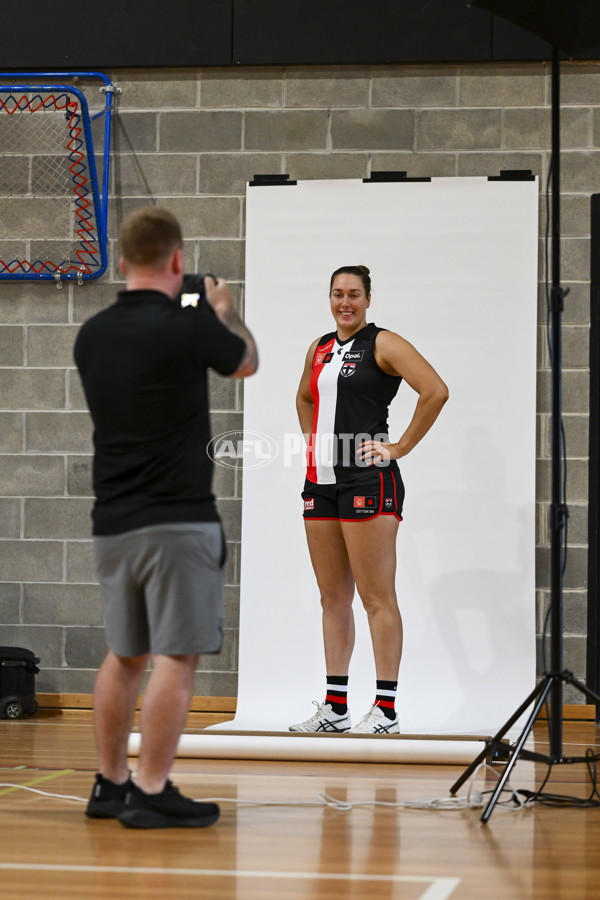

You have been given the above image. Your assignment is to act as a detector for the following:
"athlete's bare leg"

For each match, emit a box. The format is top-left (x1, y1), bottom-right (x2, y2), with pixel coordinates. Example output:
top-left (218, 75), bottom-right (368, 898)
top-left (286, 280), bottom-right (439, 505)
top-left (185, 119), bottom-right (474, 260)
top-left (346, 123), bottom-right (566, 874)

top-left (341, 516), bottom-right (402, 682)
top-left (304, 519), bottom-right (356, 675)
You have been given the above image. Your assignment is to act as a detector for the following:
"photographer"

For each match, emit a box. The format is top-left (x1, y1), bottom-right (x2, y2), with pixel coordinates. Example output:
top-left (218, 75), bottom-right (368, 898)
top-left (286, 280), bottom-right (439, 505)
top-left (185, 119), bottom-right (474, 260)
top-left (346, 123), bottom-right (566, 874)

top-left (74, 206), bottom-right (258, 829)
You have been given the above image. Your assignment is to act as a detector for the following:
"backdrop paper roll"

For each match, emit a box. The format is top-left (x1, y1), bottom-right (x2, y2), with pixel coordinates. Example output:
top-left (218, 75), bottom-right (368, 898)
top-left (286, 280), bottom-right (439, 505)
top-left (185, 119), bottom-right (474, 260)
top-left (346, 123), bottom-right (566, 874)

top-left (215, 176), bottom-right (538, 738)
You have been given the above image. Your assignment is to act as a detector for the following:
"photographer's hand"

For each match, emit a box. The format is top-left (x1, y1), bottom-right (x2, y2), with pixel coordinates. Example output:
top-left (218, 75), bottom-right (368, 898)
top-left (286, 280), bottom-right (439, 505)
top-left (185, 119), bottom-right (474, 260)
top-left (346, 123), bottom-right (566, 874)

top-left (205, 277), bottom-right (259, 378)
top-left (204, 276), bottom-right (232, 316)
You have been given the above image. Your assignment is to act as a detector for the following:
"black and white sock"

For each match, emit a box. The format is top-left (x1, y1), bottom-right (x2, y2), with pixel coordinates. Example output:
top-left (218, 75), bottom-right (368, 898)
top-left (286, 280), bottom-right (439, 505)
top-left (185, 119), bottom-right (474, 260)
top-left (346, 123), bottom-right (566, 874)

top-left (325, 676), bottom-right (349, 715)
top-left (374, 680), bottom-right (397, 720)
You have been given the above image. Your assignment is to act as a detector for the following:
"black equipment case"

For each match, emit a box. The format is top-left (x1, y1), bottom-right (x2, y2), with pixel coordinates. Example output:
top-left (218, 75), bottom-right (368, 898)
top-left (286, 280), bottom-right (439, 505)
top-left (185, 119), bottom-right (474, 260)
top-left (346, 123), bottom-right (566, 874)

top-left (0, 647), bottom-right (40, 719)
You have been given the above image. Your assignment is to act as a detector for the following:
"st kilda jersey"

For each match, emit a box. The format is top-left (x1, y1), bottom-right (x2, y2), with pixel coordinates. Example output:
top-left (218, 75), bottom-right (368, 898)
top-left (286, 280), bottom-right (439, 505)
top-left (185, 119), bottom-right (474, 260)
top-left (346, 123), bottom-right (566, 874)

top-left (306, 323), bottom-right (402, 484)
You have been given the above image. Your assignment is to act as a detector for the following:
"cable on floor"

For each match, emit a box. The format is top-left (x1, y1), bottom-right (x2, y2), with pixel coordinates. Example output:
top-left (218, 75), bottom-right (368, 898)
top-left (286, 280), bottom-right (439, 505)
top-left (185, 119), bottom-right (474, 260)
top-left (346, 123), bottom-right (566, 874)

top-left (2, 751), bottom-right (598, 812)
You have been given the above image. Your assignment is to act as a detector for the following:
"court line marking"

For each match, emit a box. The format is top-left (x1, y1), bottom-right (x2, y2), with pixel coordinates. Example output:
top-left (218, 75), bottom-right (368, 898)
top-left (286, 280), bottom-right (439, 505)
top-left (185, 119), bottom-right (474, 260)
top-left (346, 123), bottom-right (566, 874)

top-left (0, 864), bottom-right (459, 897)
top-left (0, 770), bottom-right (73, 796)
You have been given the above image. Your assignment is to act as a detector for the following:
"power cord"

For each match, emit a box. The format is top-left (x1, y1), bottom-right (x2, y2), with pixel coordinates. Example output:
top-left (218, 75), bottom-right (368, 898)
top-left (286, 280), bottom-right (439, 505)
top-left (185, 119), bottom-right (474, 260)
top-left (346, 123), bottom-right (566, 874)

top-left (513, 748), bottom-right (600, 809)
top-left (0, 782), bottom-right (485, 812)
top-left (2, 750), bottom-right (599, 813)
top-left (0, 784), bottom-right (86, 803)
top-left (0, 764), bottom-right (509, 814)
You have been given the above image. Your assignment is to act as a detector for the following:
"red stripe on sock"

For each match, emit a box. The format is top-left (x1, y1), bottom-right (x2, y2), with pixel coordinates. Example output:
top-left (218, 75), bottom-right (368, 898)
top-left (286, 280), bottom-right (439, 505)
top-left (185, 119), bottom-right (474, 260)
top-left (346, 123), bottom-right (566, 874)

top-left (326, 693), bottom-right (347, 705)
top-left (375, 699), bottom-right (395, 709)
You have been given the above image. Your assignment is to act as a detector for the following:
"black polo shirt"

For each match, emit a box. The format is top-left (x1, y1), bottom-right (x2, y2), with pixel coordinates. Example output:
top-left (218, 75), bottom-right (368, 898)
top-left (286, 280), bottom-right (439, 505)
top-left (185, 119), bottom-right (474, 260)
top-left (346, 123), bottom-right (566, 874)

top-left (74, 289), bottom-right (246, 535)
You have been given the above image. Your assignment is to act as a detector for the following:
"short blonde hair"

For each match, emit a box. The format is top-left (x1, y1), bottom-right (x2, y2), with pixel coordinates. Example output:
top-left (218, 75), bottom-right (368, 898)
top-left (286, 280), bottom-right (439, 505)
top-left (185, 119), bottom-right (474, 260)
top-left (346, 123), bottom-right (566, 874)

top-left (119, 207), bottom-right (183, 267)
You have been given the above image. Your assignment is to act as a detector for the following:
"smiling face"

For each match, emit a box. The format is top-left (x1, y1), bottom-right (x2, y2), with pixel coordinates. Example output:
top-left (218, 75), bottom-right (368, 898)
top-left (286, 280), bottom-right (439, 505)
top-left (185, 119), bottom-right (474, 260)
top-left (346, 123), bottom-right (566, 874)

top-left (329, 273), bottom-right (371, 338)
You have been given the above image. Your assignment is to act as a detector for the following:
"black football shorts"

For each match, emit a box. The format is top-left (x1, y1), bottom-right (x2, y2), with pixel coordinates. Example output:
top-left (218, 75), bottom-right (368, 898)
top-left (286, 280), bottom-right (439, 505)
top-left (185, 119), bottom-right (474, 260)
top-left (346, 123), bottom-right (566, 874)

top-left (302, 463), bottom-right (404, 522)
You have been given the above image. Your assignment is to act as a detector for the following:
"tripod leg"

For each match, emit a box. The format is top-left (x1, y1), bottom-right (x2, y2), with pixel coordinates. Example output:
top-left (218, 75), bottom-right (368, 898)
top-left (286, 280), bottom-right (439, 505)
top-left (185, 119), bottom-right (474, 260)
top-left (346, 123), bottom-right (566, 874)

top-left (565, 673), bottom-right (600, 707)
top-left (481, 675), bottom-right (554, 824)
top-left (450, 677), bottom-right (548, 795)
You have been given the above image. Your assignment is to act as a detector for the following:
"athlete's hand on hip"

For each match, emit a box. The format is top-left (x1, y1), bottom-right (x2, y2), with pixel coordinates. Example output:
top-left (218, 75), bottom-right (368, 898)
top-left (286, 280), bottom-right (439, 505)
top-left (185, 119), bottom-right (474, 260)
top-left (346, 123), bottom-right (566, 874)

top-left (357, 440), bottom-right (398, 465)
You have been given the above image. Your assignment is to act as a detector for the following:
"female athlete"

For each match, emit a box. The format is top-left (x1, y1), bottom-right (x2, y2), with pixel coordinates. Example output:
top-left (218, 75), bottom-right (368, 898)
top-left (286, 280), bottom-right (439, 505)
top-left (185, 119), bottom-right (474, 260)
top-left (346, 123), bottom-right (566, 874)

top-left (289, 265), bottom-right (448, 734)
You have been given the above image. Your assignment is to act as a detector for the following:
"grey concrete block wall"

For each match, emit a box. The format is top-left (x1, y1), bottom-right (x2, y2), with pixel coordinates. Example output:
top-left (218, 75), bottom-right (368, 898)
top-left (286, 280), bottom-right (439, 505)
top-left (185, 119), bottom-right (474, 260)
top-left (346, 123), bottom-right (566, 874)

top-left (0, 61), bottom-right (595, 701)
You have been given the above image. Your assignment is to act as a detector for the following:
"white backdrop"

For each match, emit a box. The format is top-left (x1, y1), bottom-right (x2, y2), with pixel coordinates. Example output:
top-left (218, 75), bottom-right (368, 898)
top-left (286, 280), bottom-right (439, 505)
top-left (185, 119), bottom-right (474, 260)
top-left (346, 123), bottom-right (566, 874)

top-left (221, 176), bottom-right (539, 735)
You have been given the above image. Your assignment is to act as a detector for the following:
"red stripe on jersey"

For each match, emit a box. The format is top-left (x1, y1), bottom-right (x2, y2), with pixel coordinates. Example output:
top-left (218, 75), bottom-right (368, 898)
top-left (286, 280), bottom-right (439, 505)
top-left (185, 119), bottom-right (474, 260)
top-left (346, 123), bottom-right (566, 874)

top-left (306, 337), bottom-right (335, 483)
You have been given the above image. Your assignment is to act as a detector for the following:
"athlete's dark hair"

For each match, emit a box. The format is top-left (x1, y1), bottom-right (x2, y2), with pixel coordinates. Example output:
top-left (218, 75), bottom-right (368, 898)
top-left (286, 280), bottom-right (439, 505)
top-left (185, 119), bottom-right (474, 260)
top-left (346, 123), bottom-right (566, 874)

top-left (119, 206), bottom-right (183, 268)
top-left (329, 265), bottom-right (371, 296)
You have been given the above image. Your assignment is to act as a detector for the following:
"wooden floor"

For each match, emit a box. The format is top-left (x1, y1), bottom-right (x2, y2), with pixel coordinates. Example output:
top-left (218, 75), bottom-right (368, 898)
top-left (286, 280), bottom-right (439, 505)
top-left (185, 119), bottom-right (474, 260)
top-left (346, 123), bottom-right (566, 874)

top-left (0, 710), bottom-right (599, 899)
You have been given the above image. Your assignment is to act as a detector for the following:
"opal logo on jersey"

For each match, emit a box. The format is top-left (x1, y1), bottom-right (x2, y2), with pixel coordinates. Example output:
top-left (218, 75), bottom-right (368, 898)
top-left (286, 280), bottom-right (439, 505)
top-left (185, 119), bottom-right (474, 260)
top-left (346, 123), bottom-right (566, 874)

top-left (207, 430), bottom-right (279, 470)
top-left (343, 350), bottom-right (364, 362)
top-left (341, 362), bottom-right (356, 378)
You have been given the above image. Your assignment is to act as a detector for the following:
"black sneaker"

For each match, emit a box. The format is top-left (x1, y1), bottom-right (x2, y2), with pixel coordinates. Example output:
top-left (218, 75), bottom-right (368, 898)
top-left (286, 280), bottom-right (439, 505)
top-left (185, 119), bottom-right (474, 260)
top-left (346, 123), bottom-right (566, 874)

top-left (118, 781), bottom-right (220, 829)
top-left (86, 773), bottom-right (134, 819)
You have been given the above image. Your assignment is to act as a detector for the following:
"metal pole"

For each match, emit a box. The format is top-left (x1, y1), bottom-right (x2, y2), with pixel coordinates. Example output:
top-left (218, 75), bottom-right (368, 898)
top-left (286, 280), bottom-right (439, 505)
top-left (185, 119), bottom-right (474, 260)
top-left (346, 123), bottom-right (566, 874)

top-left (549, 46), bottom-right (564, 761)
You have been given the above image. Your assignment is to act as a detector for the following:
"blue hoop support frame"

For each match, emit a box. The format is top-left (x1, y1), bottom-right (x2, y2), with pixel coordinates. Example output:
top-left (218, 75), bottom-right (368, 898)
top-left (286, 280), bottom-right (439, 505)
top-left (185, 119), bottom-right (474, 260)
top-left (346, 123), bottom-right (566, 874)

top-left (0, 71), bottom-right (116, 282)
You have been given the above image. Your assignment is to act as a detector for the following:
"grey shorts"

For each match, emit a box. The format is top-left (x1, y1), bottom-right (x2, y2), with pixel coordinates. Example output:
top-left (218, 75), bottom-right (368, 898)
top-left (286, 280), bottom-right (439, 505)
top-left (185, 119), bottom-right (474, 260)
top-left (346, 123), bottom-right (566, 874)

top-left (93, 522), bottom-right (226, 657)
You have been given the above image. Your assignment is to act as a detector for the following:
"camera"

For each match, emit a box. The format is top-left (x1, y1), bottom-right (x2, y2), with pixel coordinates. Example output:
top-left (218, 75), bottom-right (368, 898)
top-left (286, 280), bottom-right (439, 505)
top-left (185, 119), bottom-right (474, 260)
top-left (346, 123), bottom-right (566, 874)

top-left (179, 273), bottom-right (216, 308)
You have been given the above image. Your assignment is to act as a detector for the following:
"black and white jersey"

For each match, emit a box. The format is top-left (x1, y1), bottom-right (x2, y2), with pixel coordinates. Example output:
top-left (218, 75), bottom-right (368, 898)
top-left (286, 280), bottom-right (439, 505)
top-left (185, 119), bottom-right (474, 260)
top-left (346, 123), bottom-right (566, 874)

top-left (306, 323), bottom-right (402, 484)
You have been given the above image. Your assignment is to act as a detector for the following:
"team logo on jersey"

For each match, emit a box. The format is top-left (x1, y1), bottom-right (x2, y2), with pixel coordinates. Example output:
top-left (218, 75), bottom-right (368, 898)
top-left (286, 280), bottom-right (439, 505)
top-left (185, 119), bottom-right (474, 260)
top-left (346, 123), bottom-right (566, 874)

top-left (341, 362), bottom-right (356, 377)
top-left (304, 498), bottom-right (315, 511)
top-left (354, 496), bottom-right (376, 508)
top-left (315, 351), bottom-right (334, 366)
top-left (343, 350), bottom-right (364, 362)
top-left (385, 498), bottom-right (393, 510)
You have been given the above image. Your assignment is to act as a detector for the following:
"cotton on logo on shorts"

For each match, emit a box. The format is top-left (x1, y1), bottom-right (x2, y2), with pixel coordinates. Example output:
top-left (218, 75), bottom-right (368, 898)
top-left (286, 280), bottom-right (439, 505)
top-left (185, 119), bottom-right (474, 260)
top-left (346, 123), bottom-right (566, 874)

top-left (354, 496), bottom-right (376, 509)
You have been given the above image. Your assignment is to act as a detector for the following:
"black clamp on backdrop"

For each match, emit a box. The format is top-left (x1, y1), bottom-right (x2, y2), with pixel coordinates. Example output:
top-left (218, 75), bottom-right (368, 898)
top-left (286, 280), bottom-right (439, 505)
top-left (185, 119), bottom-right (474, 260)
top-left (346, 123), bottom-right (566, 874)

top-left (488, 169), bottom-right (535, 181)
top-left (249, 173), bottom-right (297, 186)
top-left (363, 170), bottom-right (431, 183)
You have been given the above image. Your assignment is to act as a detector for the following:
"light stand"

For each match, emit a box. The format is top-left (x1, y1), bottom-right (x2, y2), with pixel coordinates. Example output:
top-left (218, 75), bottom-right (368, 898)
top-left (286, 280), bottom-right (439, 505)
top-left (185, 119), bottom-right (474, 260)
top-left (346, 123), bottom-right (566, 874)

top-left (450, 47), bottom-right (600, 824)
